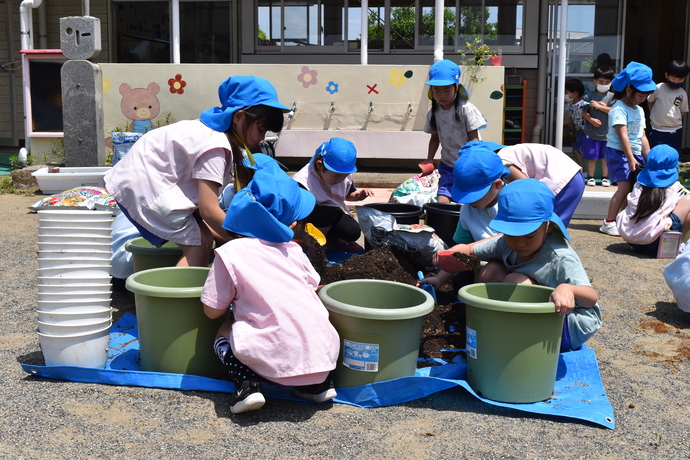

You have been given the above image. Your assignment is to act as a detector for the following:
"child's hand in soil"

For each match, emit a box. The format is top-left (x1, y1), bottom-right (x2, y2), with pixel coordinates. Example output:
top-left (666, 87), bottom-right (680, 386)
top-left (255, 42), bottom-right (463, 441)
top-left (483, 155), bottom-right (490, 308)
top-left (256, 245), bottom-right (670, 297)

top-left (433, 249), bottom-right (480, 273)
top-left (347, 188), bottom-right (374, 201)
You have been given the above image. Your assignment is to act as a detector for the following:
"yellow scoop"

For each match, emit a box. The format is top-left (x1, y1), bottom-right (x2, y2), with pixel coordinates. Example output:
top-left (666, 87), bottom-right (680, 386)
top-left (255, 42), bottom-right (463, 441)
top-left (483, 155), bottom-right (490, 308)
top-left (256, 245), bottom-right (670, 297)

top-left (305, 223), bottom-right (327, 246)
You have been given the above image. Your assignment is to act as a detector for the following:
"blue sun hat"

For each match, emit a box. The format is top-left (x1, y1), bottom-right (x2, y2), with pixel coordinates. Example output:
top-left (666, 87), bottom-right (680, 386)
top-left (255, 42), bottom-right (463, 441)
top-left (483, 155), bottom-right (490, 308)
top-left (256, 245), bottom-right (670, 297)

top-left (452, 143), bottom-right (509, 203)
top-left (310, 137), bottom-right (358, 174)
top-left (425, 60), bottom-right (470, 101)
top-left (490, 179), bottom-right (570, 241)
top-left (637, 144), bottom-right (679, 188)
top-left (223, 164), bottom-right (316, 243)
top-left (461, 140), bottom-right (507, 154)
top-left (611, 62), bottom-right (657, 93)
top-left (200, 76), bottom-right (290, 132)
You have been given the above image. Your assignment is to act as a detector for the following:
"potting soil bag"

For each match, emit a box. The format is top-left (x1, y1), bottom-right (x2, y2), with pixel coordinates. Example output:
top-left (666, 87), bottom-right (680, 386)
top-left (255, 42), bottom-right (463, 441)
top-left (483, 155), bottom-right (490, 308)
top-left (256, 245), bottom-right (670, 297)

top-left (390, 170), bottom-right (441, 207)
top-left (112, 132), bottom-right (143, 166)
top-left (30, 186), bottom-right (118, 211)
top-left (356, 205), bottom-right (446, 267)
top-left (663, 243), bottom-right (690, 312)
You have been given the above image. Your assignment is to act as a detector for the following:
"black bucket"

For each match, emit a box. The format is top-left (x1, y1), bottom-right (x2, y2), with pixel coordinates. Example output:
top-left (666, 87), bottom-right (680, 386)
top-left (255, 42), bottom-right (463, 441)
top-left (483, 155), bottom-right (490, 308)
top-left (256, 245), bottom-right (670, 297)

top-left (362, 203), bottom-right (424, 225)
top-left (423, 203), bottom-right (461, 247)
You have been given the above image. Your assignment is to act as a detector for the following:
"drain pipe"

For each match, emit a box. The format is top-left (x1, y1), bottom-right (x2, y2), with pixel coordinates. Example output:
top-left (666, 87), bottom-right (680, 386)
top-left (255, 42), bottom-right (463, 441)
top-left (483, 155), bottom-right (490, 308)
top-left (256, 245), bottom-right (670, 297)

top-left (171, 0), bottom-right (180, 63)
top-left (554, 0), bottom-right (568, 151)
top-left (38, 1), bottom-right (46, 48)
top-left (19, 0), bottom-right (43, 50)
top-left (5, 0), bottom-right (19, 145)
top-left (360, 0), bottom-right (368, 65)
top-left (433, 0), bottom-right (443, 62)
top-left (531, 0), bottom-right (550, 143)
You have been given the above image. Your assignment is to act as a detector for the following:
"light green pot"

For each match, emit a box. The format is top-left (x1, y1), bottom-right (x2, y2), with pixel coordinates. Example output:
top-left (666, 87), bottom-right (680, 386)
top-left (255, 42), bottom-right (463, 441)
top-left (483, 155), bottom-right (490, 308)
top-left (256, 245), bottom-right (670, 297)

top-left (126, 266), bottom-right (228, 377)
top-left (125, 237), bottom-right (183, 273)
top-left (458, 283), bottom-right (564, 403)
top-left (319, 279), bottom-right (434, 388)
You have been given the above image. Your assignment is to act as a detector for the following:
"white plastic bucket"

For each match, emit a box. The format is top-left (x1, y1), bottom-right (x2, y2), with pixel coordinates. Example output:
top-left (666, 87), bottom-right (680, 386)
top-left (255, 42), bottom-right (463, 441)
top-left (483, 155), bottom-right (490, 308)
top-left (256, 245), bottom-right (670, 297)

top-left (37, 227), bottom-right (113, 238)
top-left (36, 283), bottom-right (112, 294)
top-left (38, 324), bottom-right (111, 368)
top-left (37, 299), bottom-right (112, 312)
top-left (37, 291), bottom-right (112, 302)
top-left (37, 318), bottom-right (112, 335)
top-left (38, 242), bottom-right (112, 253)
top-left (37, 250), bottom-right (112, 261)
top-left (38, 218), bottom-right (113, 229)
top-left (37, 210), bottom-right (113, 219)
top-left (37, 258), bottom-right (112, 270)
top-left (37, 234), bottom-right (112, 244)
top-left (37, 266), bottom-right (112, 280)
top-left (37, 276), bottom-right (112, 287)
top-left (37, 309), bottom-right (113, 325)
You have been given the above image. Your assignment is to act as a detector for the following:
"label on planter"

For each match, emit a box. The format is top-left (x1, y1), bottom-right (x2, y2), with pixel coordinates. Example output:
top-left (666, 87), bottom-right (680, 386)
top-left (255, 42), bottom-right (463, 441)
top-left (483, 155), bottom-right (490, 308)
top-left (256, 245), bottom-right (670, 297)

top-left (342, 339), bottom-right (379, 372)
top-left (466, 326), bottom-right (477, 359)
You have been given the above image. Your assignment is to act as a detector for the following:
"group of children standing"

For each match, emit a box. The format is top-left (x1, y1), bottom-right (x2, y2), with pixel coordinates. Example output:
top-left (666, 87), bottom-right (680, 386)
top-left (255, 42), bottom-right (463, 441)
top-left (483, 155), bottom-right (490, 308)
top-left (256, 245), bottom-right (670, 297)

top-left (104, 57), bottom-right (688, 414)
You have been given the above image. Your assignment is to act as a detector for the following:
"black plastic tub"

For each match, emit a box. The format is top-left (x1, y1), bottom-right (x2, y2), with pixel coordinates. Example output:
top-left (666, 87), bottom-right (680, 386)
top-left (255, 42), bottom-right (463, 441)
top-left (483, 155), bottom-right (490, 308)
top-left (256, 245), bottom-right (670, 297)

top-left (423, 202), bottom-right (461, 247)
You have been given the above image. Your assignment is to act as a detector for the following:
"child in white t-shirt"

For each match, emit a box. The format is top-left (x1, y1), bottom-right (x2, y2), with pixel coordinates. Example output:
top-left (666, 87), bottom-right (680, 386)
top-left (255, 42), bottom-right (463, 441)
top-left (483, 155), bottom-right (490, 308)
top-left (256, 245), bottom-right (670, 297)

top-left (202, 163), bottom-right (340, 414)
top-left (648, 60), bottom-right (689, 154)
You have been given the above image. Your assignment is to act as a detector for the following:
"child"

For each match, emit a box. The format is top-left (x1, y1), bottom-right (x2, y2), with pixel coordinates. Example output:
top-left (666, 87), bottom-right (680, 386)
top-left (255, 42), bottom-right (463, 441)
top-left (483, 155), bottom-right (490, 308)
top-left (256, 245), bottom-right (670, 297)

top-left (565, 78), bottom-right (586, 171)
top-left (201, 164), bottom-right (340, 414)
top-left (647, 60), bottom-right (689, 154)
top-left (292, 137), bottom-right (373, 253)
top-left (616, 144), bottom-right (690, 254)
top-left (420, 59), bottom-right (486, 203)
top-left (419, 142), bottom-right (509, 290)
top-left (438, 179), bottom-right (602, 351)
top-left (601, 61), bottom-right (657, 236)
top-left (105, 76), bottom-right (288, 266)
top-left (483, 141), bottom-right (585, 227)
top-left (581, 66), bottom-right (615, 187)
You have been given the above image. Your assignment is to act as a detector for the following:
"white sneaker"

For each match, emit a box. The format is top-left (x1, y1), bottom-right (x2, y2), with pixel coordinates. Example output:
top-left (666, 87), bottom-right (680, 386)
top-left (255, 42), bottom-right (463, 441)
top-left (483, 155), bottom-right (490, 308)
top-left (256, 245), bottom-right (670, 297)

top-left (587, 177), bottom-right (596, 187)
top-left (601, 177), bottom-right (611, 187)
top-left (599, 220), bottom-right (619, 236)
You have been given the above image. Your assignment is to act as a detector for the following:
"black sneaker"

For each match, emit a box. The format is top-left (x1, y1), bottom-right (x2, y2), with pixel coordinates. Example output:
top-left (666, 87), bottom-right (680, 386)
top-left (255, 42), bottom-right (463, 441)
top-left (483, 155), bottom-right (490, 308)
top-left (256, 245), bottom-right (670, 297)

top-left (230, 380), bottom-right (265, 414)
top-left (293, 377), bottom-right (337, 403)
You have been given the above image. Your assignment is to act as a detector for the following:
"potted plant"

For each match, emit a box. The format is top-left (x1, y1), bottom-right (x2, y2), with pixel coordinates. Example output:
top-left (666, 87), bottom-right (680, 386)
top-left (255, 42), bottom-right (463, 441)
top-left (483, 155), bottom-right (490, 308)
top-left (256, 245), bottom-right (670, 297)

top-left (458, 37), bottom-right (499, 83)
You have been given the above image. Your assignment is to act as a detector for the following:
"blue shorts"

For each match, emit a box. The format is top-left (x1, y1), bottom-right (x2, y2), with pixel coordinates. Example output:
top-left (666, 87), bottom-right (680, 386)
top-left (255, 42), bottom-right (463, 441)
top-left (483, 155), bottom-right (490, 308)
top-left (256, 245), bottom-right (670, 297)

top-left (605, 147), bottom-right (644, 183)
top-left (117, 202), bottom-right (168, 247)
top-left (581, 136), bottom-right (607, 161)
top-left (629, 213), bottom-right (683, 254)
top-left (649, 129), bottom-right (683, 154)
top-left (572, 131), bottom-right (586, 152)
top-left (437, 161), bottom-right (454, 199)
top-left (554, 172), bottom-right (585, 228)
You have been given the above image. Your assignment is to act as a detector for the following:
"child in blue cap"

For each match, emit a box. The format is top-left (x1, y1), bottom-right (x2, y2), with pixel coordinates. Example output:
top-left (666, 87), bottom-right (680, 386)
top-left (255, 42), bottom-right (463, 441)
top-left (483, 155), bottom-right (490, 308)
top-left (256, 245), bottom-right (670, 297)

top-left (106, 76), bottom-right (288, 267)
top-left (601, 61), bottom-right (657, 236)
top-left (616, 144), bottom-right (690, 254)
top-left (419, 142), bottom-right (508, 289)
top-left (202, 163), bottom-right (339, 414)
top-left (438, 179), bottom-right (602, 351)
top-left (293, 137), bottom-right (373, 253)
top-left (420, 59), bottom-right (486, 203)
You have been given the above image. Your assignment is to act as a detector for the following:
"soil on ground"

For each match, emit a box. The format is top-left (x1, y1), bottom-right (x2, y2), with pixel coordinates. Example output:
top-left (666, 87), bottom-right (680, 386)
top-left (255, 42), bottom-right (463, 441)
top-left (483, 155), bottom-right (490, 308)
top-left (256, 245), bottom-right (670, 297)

top-left (316, 245), bottom-right (466, 360)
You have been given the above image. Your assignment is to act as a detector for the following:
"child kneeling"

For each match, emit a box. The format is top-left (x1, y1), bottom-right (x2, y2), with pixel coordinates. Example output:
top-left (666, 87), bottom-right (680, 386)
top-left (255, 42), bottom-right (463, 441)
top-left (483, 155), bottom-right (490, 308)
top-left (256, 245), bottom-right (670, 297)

top-left (439, 179), bottom-right (602, 351)
top-left (201, 163), bottom-right (339, 414)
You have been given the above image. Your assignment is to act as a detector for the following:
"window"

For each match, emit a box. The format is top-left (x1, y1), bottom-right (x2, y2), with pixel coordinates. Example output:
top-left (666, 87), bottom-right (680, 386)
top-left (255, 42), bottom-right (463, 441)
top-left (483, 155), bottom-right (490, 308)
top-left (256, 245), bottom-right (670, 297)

top-left (255, 0), bottom-right (525, 54)
top-left (113, 0), bottom-right (233, 63)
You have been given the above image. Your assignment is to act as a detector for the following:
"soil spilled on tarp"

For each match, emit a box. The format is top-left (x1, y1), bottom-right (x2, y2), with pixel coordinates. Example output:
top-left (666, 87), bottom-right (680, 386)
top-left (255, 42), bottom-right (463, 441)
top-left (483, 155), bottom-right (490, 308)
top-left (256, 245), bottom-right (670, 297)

top-left (316, 245), bottom-right (466, 360)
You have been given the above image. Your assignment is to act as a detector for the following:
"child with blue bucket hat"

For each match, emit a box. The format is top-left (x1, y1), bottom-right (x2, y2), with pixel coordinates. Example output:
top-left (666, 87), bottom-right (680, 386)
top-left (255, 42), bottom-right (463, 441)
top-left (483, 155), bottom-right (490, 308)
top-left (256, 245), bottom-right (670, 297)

top-left (419, 59), bottom-right (486, 203)
top-left (293, 137), bottom-right (373, 253)
top-left (419, 142), bottom-right (509, 290)
top-left (616, 144), bottom-right (690, 254)
top-left (202, 163), bottom-right (339, 414)
top-left (600, 61), bottom-right (657, 236)
top-left (106, 75), bottom-right (289, 267)
top-left (435, 179), bottom-right (602, 351)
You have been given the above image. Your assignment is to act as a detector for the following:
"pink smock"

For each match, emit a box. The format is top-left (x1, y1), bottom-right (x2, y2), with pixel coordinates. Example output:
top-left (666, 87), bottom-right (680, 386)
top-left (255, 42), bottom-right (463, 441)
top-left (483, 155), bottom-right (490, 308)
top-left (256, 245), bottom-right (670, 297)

top-left (292, 162), bottom-right (354, 216)
top-left (104, 119), bottom-right (233, 246)
top-left (201, 237), bottom-right (340, 386)
top-left (616, 181), bottom-right (685, 245)
top-left (499, 143), bottom-right (581, 196)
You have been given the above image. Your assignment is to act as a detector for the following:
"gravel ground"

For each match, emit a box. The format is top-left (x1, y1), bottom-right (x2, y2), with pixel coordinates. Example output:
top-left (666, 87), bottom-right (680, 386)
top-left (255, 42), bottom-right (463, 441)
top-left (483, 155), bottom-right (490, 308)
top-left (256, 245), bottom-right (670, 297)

top-left (1, 192), bottom-right (689, 459)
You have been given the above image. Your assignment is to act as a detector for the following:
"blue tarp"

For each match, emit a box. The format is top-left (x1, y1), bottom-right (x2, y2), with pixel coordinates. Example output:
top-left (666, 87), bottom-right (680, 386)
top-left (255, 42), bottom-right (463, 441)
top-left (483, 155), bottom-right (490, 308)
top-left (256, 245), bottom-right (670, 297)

top-left (22, 313), bottom-right (615, 429)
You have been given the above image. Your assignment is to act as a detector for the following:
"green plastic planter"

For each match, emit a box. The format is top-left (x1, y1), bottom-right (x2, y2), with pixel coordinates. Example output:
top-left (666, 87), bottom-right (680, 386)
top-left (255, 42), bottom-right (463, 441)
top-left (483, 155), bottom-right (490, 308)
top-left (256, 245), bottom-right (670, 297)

top-left (125, 237), bottom-right (183, 273)
top-left (319, 279), bottom-right (434, 387)
top-left (457, 283), bottom-right (564, 403)
top-left (125, 266), bottom-right (228, 377)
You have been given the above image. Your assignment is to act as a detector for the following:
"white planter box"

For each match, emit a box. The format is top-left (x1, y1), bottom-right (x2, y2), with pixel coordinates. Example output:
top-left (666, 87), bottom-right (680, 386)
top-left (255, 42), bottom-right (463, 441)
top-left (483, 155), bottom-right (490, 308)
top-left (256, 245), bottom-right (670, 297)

top-left (32, 167), bottom-right (111, 194)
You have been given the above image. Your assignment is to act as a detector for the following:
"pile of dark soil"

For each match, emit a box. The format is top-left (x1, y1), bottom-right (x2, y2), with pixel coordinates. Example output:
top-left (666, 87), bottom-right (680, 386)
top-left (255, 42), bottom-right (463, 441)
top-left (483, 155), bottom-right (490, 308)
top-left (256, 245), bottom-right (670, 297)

top-left (316, 246), bottom-right (466, 360)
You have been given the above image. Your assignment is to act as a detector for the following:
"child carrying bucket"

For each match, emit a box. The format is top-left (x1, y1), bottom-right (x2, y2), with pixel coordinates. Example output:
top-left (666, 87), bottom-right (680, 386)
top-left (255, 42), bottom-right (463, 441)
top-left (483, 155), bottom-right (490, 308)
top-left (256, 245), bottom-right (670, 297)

top-left (434, 179), bottom-right (602, 351)
top-left (105, 76), bottom-right (289, 267)
top-left (201, 162), bottom-right (339, 414)
top-left (292, 137), bottom-right (373, 253)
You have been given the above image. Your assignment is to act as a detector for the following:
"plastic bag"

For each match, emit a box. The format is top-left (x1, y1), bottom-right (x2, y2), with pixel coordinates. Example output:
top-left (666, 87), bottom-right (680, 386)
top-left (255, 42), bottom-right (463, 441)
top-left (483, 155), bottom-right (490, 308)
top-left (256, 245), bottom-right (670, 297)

top-left (112, 132), bottom-right (143, 166)
top-left (389, 170), bottom-right (440, 207)
top-left (356, 205), bottom-right (446, 267)
top-left (663, 243), bottom-right (690, 312)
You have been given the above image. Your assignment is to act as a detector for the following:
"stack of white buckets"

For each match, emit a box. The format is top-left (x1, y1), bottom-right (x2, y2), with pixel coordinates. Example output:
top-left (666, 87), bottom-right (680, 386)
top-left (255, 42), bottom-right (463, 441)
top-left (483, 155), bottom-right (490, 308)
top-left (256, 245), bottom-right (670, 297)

top-left (36, 209), bottom-right (114, 368)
